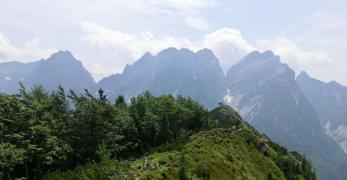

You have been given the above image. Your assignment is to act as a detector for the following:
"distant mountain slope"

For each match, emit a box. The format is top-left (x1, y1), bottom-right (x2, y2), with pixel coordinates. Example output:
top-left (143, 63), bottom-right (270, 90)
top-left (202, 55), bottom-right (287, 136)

top-left (297, 71), bottom-right (347, 153)
top-left (225, 51), bottom-right (347, 180)
top-left (99, 48), bottom-right (226, 108)
top-left (0, 51), bottom-right (96, 93)
top-left (0, 61), bottom-right (41, 92)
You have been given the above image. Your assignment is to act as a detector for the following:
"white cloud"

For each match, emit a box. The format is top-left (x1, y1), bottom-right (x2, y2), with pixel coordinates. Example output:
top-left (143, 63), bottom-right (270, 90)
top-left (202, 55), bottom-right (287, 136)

top-left (81, 23), bottom-right (260, 79)
top-left (268, 1), bottom-right (347, 84)
top-left (0, 0), bottom-right (345, 85)
top-left (2, 19), bottom-right (333, 85)
top-left (0, 33), bottom-right (55, 62)
top-left (81, 22), bottom-right (198, 80)
top-left (0, 34), bottom-right (20, 58)
top-left (81, 21), bottom-right (197, 57)
top-left (257, 37), bottom-right (332, 74)
top-left (204, 28), bottom-right (256, 72)
top-left (185, 16), bottom-right (210, 30)
top-left (146, 0), bottom-right (216, 31)
top-left (116, 0), bottom-right (216, 30)
top-left (149, 0), bottom-right (216, 12)
top-left (82, 23), bottom-right (333, 80)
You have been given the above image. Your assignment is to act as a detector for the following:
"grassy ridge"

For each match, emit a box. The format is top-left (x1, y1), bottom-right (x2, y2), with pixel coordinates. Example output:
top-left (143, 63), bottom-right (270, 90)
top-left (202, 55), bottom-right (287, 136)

top-left (45, 105), bottom-right (316, 180)
top-left (131, 129), bottom-right (284, 179)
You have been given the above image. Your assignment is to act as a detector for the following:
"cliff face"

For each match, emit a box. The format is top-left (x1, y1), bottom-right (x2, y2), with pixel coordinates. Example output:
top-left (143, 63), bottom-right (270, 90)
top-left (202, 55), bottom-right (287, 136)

top-left (99, 48), bottom-right (226, 109)
top-left (225, 51), bottom-right (347, 179)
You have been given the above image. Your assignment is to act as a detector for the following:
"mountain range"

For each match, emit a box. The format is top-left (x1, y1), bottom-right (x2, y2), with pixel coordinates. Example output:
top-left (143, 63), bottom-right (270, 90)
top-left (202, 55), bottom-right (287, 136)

top-left (1, 48), bottom-right (347, 179)
top-left (99, 48), bottom-right (226, 109)
top-left (297, 71), bottom-right (347, 154)
top-left (225, 51), bottom-right (347, 179)
top-left (0, 50), bottom-right (96, 93)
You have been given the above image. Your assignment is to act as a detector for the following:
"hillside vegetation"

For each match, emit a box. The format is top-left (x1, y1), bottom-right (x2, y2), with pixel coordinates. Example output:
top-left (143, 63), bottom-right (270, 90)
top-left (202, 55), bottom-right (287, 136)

top-left (0, 85), bottom-right (316, 179)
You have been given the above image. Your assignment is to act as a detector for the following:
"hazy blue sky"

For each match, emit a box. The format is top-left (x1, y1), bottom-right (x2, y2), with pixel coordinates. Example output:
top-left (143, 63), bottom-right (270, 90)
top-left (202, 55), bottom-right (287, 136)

top-left (0, 0), bottom-right (346, 84)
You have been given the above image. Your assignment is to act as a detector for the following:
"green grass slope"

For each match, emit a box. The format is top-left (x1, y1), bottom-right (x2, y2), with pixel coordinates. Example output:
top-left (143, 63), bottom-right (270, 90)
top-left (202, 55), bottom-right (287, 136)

top-left (131, 129), bottom-right (285, 179)
top-left (45, 105), bottom-right (316, 180)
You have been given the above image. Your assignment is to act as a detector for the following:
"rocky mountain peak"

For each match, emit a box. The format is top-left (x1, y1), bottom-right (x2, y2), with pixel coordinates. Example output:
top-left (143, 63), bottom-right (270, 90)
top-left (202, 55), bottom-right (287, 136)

top-left (48, 50), bottom-right (76, 62)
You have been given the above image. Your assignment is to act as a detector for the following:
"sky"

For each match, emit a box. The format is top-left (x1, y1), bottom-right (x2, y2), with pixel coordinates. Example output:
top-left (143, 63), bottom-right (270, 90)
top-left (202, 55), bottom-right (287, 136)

top-left (0, 0), bottom-right (346, 84)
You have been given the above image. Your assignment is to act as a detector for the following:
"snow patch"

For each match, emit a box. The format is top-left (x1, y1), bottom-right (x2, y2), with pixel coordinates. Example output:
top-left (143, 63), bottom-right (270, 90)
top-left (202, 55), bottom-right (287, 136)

top-left (224, 90), bottom-right (261, 123)
top-left (291, 87), bottom-right (299, 105)
top-left (325, 121), bottom-right (347, 153)
top-left (239, 99), bottom-right (261, 123)
top-left (223, 88), bottom-right (233, 105)
top-left (5, 76), bottom-right (12, 81)
top-left (223, 94), bottom-right (233, 105)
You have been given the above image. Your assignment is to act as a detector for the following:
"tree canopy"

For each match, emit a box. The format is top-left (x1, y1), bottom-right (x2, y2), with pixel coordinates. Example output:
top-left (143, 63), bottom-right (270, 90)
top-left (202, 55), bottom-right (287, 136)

top-left (0, 86), bottom-right (316, 180)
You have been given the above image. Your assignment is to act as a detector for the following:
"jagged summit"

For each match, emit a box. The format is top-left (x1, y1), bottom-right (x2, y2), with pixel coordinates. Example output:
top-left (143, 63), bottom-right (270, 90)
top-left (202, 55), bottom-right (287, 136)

top-left (141, 51), bottom-right (153, 58)
top-left (157, 47), bottom-right (191, 57)
top-left (99, 47), bottom-right (226, 109)
top-left (327, 80), bottom-right (341, 87)
top-left (48, 50), bottom-right (76, 61)
top-left (297, 71), bottom-right (345, 89)
top-left (262, 50), bottom-right (277, 57)
top-left (227, 49), bottom-right (293, 86)
top-left (56, 50), bottom-right (73, 55)
top-left (156, 47), bottom-right (217, 59)
top-left (297, 71), bottom-right (310, 79)
top-left (226, 50), bottom-right (347, 179)
top-left (229, 50), bottom-right (282, 75)
top-left (196, 48), bottom-right (219, 63)
top-left (196, 48), bottom-right (215, 56)
top-left (242, 50), bottom-right (278, 60)
top-left (255, 50), bottom-right (278, 62)
top-left (0, 50), bottom-right (96, 93)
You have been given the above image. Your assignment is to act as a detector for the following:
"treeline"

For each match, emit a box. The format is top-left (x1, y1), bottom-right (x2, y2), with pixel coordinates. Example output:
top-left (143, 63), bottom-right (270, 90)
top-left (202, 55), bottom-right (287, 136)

top-left (0, 84), bottom-right (224, 179)
top-left (0, 85), bottom-right (317, 180)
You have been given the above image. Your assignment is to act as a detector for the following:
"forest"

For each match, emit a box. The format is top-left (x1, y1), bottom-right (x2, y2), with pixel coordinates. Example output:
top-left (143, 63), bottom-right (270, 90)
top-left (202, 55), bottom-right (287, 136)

top-left (0, 84), bottom-right (316, 179)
